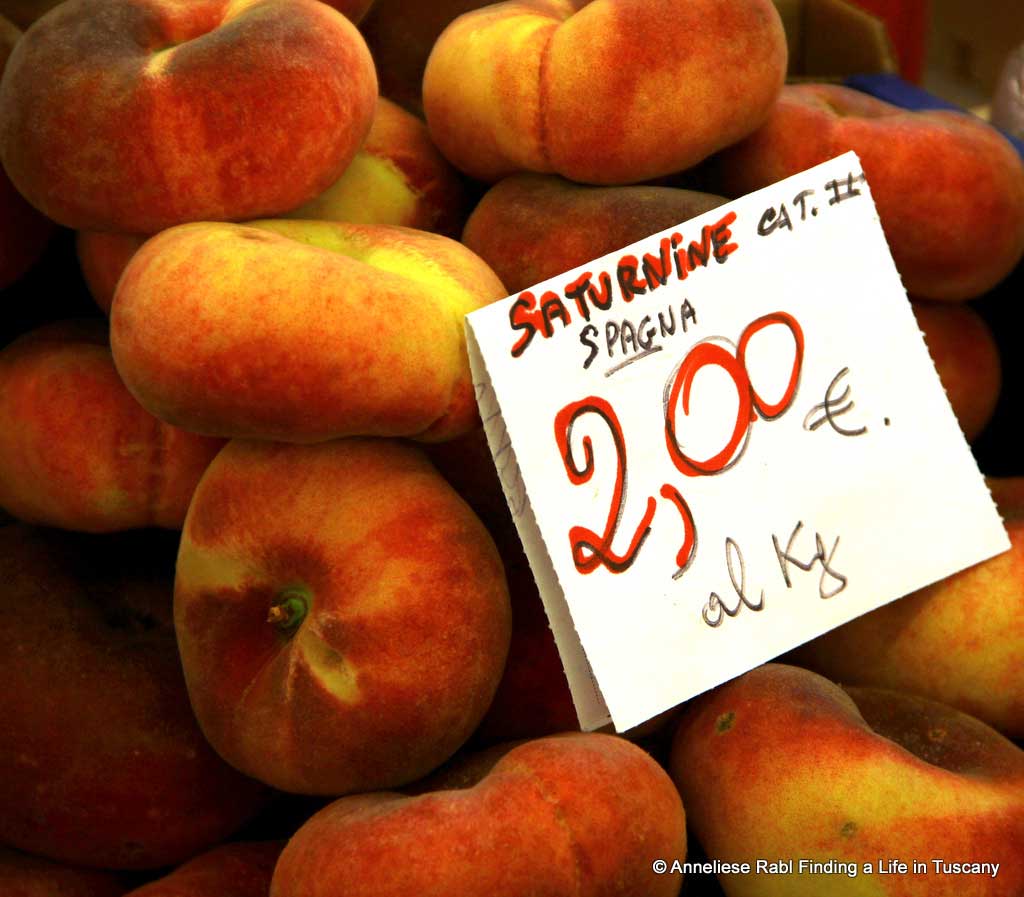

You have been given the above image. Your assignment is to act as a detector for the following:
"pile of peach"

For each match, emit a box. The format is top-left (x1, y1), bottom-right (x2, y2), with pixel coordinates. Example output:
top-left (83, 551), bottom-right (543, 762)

top-left (0, 1), bottom-right (1022, 895)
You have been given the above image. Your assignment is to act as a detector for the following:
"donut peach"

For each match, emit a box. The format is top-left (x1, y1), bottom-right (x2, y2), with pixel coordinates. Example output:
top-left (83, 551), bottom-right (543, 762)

top-left (787, 515), bottom-right (1024, 739)
top-left (270, 734), bottom-right (686, 897)
top-left (285, 97), bottom-right (468, 237)
top-left (110, 220), bottom-right (507, 443)
top-left (463, 173), bottom-right (727, 293)
top-left (0, 0), bottom-right (377, 232)
top-left (174, 438), bottom-right (512, 795)
top-left (77, 98), bottom-right (468, 312)
top-left (706, 84), bottom-right (1024, 301)
top-left (422, 0), bottom-right (787, 184)
top-left (0, 524), bottom-right (266, 869)
top-left (669, 664), bottom-right (1024, 897)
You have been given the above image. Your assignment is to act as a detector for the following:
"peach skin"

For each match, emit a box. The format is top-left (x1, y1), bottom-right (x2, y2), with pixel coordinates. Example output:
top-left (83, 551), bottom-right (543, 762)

top-left (912, 300), bottom-right (1001, 442)
top-left (0, 321), bottom-right (224, 532)
top-left (270, 733), bottom-right (687, 897)
top-left (707, 84), bottom-right (1024, 301)
top-left (422, 0), bottom-right (787, 184)
top-left (425, 431), bottom-right (674, 746)
top-left (424, 428), bottom-right (583, 742)
top-left (0, 14), bottom-right (53, 289)
top-left (462, 173), bottom-right (727, 293)
top-left (0, 524), bottom-right (267, 870)
top-left (988, 476), bottom-right (1024, 518)
top-left (77, 231), bottom-right (147, 314)
top-left (123, 842), bottom-right (282, 897)
top-left (424, 426), bottom-right (512, 531)
top-left (0, 846), bottom-right (126, 897)
top-left (787, 513), bottom-right (1024, 738)
top-left (473, 529), bottom-right (579, 744)
top-left (425, 430), bottom-right (578, 743)
top-left (0, 0), bottom-right (377, 232)
top-left (78, 99), bottom-right (466, 313)
top-left (669, 664), bottom-right (1024, 897)
top-left (110, 220), bottom-right (507, 443)
top-left (174, 438), bottom-right (512, 795)
top-left (285, 97), bottom-right (468, 237)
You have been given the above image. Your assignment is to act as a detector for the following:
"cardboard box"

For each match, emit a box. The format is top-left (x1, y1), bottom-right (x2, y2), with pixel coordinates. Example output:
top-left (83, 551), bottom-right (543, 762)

top-left (926, 0), bottom-right (1024, 108)
top-left (774, 0), bottom-right (898, 79)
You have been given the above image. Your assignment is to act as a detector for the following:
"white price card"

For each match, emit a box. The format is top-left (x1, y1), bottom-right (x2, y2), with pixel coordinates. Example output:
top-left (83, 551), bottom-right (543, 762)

top-left (465, 152), bottom-right (1009, 732)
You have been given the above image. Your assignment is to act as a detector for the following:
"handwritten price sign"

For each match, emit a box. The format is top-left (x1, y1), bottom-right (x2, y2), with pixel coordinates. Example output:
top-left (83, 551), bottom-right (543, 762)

top-left (466, 152), bottom-right (1008, 732)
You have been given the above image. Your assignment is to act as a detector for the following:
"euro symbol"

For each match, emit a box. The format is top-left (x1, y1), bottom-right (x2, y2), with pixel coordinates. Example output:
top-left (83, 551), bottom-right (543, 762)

top-left (803, 367), bottom-right (867, 436)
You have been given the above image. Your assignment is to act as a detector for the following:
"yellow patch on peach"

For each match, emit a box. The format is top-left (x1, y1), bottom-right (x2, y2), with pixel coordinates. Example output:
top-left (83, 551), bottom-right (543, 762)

top-left (287, 154), bottom-right (419, 225)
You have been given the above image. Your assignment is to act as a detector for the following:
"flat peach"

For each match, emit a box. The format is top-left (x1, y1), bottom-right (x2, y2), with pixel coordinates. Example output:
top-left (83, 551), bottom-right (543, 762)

top-left (424, 431), bottom-right (579, 743)
top-left (271, 734), bottom-right (686, 896)
top-left (175, 438), bottom-right (512, 794)
top-left (0, 0), bottom-right (377, 231)
top-left (708, 84), bottom-right (1024, 301)
top-left (110, 220), bottom-right (507, 443)
top-left (670, 664), bottom-right (1024, 897)
top-left (463, 173), bottom-right (726, 292)
top-left (79, 99), bottom-right (469, 314)
top-left (77, 231), bottom-right (147, 314)
top-left (0, 524), bottom-right (266, 869)
top-left (423, 0), bottom-right (787, 184)
top-left (285, 97), bottom-right (468, 236)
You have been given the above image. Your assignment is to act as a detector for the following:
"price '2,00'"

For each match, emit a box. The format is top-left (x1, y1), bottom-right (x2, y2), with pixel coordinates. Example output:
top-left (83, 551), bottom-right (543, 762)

top-left (553, 311), bottom-right (804, 578)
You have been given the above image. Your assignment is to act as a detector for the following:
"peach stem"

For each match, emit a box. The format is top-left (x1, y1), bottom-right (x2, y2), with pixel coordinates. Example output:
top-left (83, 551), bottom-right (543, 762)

top-left (267, 589), bottom-right (309, 632)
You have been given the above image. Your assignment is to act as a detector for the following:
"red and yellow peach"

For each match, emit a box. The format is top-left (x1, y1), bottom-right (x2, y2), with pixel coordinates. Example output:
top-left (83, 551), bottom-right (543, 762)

top-left (175, 438), bottom-right (512, 795)
top-left (423, 0), bottom-right (787, 184)
top-left (0, 321), bottom-right (224, 532)
top-left (110, 220), bottom-right (507, 443)
top-left (707, 84), bottom-right (1024, 301)
top-left (0, 0), bottom-right (377, 232)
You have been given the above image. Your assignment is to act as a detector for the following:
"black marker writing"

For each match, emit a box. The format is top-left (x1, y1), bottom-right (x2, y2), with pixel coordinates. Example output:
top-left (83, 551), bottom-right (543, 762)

top-left (703, 537), bottom-right (765, 627)
top-left (804, 367), bottom-right (868, 436)
top-left (773, 521), bottom-right (847, 600)
top-left (825, 171), bottom-right (866, 206)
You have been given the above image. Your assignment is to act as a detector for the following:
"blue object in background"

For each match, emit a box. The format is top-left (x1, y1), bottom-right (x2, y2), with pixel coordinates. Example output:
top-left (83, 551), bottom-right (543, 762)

top-left (840, 74), bottom-right (1023, 476)
top-left (844, 72), bottom-right (1024, 160)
